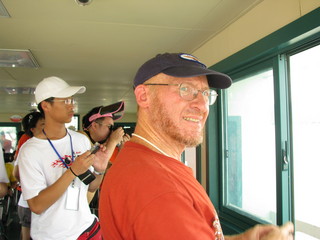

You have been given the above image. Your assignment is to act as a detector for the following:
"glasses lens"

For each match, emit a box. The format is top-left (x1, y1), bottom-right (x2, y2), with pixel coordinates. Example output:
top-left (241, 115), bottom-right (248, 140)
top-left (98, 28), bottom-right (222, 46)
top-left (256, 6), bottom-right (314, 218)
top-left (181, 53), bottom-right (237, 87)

top-left (179, 83), bottom-right (194, 101)
top-left (179, 83), bottom-right (218, 105)
top-left (65, 98), bottom-right (75, 105)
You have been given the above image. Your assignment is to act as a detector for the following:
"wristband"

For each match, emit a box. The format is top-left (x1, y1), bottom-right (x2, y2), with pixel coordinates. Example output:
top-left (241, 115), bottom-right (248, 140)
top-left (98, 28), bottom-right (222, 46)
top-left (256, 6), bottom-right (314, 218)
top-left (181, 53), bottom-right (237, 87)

top-left (69, 167), bottom-right (78, 177)
top-left (93, 170), bottom-right (105, 175)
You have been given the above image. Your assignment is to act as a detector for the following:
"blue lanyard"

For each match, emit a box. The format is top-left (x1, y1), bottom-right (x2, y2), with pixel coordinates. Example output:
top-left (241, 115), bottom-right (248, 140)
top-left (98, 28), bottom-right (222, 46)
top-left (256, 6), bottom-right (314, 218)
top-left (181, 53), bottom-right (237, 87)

top-left (42, 129), bottom-right (74, 169)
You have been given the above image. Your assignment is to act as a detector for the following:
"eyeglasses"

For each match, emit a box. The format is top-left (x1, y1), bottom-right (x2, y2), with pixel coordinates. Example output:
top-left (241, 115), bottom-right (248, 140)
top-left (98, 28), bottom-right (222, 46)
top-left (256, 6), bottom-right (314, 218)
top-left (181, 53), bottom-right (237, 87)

top-left (144, 82), bottom-right (218, 105)
top-left (50, 98), bottom-right (75, 105)
top-left (96, 122), bottom-right (114, 131)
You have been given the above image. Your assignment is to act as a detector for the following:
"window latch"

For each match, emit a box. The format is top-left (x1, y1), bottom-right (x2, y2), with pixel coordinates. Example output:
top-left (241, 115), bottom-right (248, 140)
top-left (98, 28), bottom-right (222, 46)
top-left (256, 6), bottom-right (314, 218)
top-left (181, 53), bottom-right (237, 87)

top-left (282, 141), bottom-right (289, 171)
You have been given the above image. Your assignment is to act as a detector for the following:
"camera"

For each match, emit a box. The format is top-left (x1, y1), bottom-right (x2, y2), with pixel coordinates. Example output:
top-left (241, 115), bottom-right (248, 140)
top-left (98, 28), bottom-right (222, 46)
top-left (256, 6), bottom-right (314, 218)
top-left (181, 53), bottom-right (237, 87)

top-left (75, 0), bottom-right (92, 6)
top-left (113, 123), bottom-right (135, 136)
top-left (90, 142), bottom-right (100, 154)
top-left (76, 143), bottom-right (100, 185)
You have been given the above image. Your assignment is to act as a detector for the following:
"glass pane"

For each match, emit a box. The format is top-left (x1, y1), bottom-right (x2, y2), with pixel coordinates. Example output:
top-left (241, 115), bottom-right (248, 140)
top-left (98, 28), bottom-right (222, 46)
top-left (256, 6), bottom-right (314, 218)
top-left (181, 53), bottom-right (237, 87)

top-left (290, 44), bottom-right (320, 240)
top-left (0, 126), bottom-right (17, 153)
top-left (225, 69), bottom-right (276, 223)
top-left (65, 115), bottom-right (80, 131)
top-left (184, 147), bottom-right (197, 178)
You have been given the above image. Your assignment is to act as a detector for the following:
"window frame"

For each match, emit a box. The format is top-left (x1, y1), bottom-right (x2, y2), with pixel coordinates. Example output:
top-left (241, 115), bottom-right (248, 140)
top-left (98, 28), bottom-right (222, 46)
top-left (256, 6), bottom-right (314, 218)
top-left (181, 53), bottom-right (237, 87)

top-left (206, 8), bottom-right (320, 234)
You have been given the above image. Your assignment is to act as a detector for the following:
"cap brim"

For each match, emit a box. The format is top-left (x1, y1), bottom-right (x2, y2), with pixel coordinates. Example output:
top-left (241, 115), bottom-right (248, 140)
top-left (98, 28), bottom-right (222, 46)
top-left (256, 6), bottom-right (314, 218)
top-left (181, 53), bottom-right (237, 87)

top-left (55, 86), bottom-right (86, 98)
top-left (100, 101), bottom-right (125, 121)
top-left (163, 66), bottom-right (232, 89)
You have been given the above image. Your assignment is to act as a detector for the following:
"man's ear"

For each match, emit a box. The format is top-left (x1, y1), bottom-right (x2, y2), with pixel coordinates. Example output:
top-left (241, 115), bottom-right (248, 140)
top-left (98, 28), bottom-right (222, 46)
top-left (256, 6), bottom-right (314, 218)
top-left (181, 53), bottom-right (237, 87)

top-left (134, 85), bottom-right (149, 108)
top-left (41, 101), bottom-right (51, 113)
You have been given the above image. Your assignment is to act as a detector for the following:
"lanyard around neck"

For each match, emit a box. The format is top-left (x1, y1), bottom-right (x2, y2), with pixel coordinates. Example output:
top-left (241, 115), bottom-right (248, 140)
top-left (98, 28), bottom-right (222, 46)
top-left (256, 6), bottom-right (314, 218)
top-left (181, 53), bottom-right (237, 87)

top-left (42, 129), bottom-right (74, 168)
top-left (132, 133), bottom-right (172, 158)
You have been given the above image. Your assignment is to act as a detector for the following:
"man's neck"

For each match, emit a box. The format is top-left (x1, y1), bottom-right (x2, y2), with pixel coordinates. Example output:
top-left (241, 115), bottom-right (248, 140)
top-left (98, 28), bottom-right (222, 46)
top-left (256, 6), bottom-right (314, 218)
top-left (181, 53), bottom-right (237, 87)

top-left (41, 124), bottom-right (67, 140)
top-left (85, 129), bottom-right (100, 144)
top-left (132, 126), bottom-right (183, 160)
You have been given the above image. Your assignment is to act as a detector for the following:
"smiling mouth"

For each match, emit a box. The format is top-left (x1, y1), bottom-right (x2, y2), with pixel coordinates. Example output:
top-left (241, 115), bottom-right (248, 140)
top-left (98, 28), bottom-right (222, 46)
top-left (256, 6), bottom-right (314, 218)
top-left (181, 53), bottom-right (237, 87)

top-left (183, 117), bottom-right (200, 123)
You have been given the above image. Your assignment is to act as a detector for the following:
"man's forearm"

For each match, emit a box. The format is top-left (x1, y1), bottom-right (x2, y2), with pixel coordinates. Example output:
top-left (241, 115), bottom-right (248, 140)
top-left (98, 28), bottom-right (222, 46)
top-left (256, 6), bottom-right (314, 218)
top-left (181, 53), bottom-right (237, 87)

top-left (88, 172), bottom-right (104, 192)
top-left (27, 168), bottom-right (75, 214)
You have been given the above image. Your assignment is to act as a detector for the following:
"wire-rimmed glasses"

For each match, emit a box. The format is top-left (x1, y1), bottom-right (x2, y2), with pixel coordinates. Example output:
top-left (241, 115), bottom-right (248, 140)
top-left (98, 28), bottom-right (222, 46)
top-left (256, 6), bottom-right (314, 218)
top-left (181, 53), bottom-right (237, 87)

top-left (50, 98), bottom-right (75, 105)
top-left (144, 82), bottom-right (218, 105)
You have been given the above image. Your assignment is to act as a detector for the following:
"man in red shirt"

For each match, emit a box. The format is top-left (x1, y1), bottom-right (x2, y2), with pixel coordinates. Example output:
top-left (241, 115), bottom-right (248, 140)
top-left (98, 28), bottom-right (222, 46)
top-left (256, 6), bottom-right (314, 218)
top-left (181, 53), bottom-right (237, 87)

top-left (99, 53), bottom-right (293, 240)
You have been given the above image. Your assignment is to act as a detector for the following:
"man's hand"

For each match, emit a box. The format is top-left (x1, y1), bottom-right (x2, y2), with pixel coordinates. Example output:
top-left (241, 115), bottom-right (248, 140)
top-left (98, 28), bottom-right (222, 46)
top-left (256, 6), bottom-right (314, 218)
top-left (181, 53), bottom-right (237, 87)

top-left (122, 133), bottom-right (131, 144)
top-left (226, 222), bottom-right (294, 240)
top-left (260, 222), bottom-right (294, 240)
top-left (70, 151), bottom-right (95, 176)
top-left (109, 127), bottom-right (125, 146)
top-left (91, 144), bottom-right (109, 172)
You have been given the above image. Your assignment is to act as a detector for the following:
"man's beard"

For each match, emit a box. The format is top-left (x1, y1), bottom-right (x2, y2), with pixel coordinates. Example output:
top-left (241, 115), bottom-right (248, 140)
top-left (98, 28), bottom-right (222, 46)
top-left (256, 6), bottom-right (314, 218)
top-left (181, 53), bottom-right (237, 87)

top-left (150, 95), bottom-right (203, 147)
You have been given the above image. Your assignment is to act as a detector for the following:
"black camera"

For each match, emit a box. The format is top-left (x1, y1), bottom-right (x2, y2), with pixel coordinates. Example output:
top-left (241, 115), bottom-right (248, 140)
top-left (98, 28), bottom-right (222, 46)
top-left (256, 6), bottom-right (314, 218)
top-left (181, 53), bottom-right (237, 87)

top-left (113, 123), bottom-right (135, 136)
top-left (90, 142), bottom-right (100, 154)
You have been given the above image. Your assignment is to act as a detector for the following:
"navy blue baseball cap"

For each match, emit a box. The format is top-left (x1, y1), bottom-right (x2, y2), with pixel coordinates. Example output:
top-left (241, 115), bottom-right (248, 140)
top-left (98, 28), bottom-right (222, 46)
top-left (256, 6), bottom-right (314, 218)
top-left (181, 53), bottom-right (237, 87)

top-left (133, 53), bottom-right (232, 89)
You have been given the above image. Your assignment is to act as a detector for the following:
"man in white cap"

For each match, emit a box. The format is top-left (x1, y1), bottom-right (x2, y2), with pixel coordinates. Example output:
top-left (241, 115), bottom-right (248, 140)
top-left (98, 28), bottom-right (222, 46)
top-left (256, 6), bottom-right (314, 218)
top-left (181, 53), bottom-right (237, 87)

top-left (18, 76), bottom-right (109, 240)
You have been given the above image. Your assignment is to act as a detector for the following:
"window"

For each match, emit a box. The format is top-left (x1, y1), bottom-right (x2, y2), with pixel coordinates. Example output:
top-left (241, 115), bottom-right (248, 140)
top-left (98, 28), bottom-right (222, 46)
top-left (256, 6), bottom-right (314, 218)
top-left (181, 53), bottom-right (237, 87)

top-left (65, 114), bottom-right (80, 131)
top-left (0, 122), bottom-right (21, 153)
top-left (289, 44), bottom-right (320, 240)
top-left (225, 68), bottom-right (276, 224)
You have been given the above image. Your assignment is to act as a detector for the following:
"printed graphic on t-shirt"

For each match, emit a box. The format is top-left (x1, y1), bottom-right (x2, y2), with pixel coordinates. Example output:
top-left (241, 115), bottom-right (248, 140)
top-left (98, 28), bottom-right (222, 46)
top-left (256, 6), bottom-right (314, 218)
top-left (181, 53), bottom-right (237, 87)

top-left (50, 151), bottom-right (82, 168)
top-left (213, 218), bottom-right (224, 240)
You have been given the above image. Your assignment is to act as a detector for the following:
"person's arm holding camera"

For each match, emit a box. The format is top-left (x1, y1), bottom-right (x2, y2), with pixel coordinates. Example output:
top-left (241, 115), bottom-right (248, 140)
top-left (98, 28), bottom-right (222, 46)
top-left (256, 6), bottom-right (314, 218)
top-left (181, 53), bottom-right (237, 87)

top-left (119, 132), bottom-right (131, 149)
top-left (104, 127), bottom-right (125, 156)
top-left (24, 150), bottom-right (95, 214)
top-left (86, 144), bottom-right (110, 192)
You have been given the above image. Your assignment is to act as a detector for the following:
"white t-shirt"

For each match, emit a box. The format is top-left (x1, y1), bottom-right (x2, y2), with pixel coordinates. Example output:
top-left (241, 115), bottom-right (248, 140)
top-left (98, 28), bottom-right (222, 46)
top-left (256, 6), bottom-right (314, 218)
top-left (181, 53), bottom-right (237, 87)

top-left (0, 146), bottom-right (9, 183)
top-left (18, 130), bottom-right (96, 240)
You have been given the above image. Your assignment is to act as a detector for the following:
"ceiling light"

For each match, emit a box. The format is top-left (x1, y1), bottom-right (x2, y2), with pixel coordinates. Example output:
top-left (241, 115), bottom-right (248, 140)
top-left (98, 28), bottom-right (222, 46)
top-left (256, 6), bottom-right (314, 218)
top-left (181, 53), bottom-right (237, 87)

top-left (0, 49), bottom-right (39, 68)
top-left (3, 87), bottom-right (35, 95)
top-left (75, 0), bottom-right (92, 6)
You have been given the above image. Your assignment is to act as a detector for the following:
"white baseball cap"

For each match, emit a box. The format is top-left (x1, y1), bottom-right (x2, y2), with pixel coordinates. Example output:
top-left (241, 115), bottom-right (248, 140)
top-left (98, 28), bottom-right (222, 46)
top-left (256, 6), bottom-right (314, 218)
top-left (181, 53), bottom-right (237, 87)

top-left (35, 76), bottom-right (86, 104)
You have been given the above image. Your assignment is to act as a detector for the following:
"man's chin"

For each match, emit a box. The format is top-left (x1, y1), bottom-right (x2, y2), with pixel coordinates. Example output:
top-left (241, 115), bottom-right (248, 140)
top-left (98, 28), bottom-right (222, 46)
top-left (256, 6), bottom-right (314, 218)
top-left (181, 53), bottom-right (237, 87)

top-left (175, 134), bottom-right (203, 148)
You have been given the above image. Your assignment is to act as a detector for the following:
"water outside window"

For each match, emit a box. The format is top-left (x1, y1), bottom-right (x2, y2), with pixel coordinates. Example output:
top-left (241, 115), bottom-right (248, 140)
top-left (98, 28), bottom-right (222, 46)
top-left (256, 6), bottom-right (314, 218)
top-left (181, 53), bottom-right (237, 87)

top-left (226, 69), bottom-right (277, 224)
top-left (289, 44), bottom-right (320, 240)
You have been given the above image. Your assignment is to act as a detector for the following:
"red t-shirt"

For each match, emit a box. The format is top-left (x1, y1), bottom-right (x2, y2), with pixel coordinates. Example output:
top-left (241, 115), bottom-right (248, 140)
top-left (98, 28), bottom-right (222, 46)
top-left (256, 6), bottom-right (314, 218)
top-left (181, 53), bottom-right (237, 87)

top-left (14, 134), bottom-right (30, 159)
top-left (99, 142), bottom-right (224, 240)
top-left (109, 146), bottom-right (119, 163)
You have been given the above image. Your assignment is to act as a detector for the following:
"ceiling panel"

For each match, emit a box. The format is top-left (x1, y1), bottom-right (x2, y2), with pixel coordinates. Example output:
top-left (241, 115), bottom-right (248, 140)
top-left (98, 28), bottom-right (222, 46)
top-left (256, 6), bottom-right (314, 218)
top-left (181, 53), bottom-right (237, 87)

top-left (0, 0), bottom-right (261, 115)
